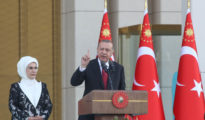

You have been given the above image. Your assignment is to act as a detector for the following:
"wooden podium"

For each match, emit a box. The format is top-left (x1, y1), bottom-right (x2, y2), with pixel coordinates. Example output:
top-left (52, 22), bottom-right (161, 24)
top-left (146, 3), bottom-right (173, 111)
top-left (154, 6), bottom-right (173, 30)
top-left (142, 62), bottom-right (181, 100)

top-left (78, 90), bottom-right (148, 120)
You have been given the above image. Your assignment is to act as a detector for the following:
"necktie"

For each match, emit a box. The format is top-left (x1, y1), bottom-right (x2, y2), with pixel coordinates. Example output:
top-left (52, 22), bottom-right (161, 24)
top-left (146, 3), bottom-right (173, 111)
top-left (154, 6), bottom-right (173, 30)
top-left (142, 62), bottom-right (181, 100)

top-left (102, 69), bottom-right (108, 89)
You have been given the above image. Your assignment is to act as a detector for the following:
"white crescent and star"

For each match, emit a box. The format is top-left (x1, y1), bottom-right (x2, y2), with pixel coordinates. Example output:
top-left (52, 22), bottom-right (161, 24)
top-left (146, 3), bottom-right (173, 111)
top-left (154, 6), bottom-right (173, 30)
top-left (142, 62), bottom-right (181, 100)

top-left (134, 79), bottom-right (161, 98)
top-left (151, 80), bottom-right (161, 97)
top-left (191, 80), bottom-right (203, 97)
top-left (134, 47), bottom-right (162, 98)
top-left (175, 79), bottom-right (203, 98)
top-left (134, 78), bottom-right (144, 87)
top-left (176, 81), bottom-right (184, 86)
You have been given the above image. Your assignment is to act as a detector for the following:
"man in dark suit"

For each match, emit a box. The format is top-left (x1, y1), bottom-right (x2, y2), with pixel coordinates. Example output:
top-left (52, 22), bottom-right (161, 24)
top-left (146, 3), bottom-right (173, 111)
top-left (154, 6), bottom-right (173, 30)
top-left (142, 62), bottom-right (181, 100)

top-left (71, 40), bottom-right (126, 120)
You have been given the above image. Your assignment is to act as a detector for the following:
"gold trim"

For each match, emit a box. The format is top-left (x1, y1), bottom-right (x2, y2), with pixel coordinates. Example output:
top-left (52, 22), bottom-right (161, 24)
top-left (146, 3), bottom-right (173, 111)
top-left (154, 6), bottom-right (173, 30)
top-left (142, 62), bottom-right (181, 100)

top-left (119, 24), bottom-right (181, 35)
top-left (129, 100), bottom-right (148, 102)
top-left (52, 0), bottom-right (62, 119)
top-left (188, 0), bottom-right (190, 9)
top-left (93, 100), bottom-right (112, 102)
top-left (145, 0), bottom-right (148, 10)
top-left (92, 100), bottom-right (148, 102)
top-left (104, 0), bottom-right (107, 9)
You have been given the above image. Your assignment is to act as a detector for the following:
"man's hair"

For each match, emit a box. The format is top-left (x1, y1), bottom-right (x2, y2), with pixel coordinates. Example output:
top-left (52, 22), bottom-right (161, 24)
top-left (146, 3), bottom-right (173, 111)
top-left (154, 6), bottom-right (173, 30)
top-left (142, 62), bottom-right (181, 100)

top-left (97, 40), bottom-right (113, 48)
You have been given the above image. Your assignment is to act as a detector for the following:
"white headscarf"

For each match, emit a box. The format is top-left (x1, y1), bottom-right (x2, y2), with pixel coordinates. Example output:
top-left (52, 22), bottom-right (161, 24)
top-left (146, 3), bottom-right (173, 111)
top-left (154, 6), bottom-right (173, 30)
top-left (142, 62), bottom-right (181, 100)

top-left (17, 56), bottom-right (42, 108)
top-left (17, 56), bottom-right (39, 80)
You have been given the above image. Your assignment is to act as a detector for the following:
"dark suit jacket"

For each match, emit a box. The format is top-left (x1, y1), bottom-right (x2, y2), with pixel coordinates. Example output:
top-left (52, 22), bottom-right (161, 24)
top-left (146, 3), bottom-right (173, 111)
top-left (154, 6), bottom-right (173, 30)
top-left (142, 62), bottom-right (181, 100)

top-left (9, 82), bottom-right (52, 120)
top-left (71, 59), bottom-right (126, 120)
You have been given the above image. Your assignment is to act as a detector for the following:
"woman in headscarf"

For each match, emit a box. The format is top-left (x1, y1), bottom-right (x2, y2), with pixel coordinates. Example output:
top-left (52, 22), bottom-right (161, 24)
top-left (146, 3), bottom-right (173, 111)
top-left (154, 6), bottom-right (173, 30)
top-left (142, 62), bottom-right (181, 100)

top-left (9, 56), bottom-right (52, 120)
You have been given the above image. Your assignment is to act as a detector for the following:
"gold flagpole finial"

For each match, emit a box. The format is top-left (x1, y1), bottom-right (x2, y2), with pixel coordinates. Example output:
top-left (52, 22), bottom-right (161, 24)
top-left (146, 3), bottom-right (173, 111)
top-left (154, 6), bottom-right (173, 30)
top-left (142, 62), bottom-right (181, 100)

top-left (145, 0), bottom-right (148, 10)
top-left (105, 0), bottom-right (108, 9)
top-left (188, 0), bottom-right (190, 9)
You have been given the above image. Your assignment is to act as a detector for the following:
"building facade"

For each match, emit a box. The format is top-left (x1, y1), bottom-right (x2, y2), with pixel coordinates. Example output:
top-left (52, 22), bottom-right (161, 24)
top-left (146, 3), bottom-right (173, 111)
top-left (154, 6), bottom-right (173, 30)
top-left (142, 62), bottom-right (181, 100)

top-left (61, 0), bottom-right (205, 120)
top-left (0, 0), bottom-right (205, 120)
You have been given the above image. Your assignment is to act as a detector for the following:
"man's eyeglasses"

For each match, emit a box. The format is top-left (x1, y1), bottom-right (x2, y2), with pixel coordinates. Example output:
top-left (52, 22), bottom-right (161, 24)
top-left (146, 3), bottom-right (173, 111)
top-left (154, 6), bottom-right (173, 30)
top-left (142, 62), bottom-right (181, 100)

top-left (28, 66), bottom-right (38, 70)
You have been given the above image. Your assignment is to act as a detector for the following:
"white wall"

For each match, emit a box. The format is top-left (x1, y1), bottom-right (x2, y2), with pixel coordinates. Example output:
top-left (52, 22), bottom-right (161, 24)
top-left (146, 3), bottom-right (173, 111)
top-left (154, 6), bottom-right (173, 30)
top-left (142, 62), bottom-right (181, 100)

top-left (61, 0), bottom-right (104, 119)
top-left (192, 0), bottom-right (205, 94)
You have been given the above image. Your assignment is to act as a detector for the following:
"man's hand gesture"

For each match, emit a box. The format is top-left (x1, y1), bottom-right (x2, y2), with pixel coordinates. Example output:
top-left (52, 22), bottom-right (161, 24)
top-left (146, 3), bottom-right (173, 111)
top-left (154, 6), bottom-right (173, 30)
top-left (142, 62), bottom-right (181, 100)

top-left (81, 50), bottom-right (90, 68)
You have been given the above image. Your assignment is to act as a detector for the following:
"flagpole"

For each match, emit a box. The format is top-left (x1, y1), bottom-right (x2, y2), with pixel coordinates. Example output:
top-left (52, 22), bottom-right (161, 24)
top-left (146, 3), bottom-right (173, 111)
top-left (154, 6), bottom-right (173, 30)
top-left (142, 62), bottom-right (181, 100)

top-left (104, 0), bottom-right (107, 9)
top-left (145, 0), bottom-right (148, 10)
top-left (188, 0), bottom-right (190, 9)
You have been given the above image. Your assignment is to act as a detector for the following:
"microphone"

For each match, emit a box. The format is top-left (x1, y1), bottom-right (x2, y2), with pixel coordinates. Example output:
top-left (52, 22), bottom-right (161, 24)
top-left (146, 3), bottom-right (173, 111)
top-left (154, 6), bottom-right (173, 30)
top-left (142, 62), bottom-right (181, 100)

top-left (101, 61), bottom-right (108, 72)
top-left (100, 60), bottom-right (113, 90)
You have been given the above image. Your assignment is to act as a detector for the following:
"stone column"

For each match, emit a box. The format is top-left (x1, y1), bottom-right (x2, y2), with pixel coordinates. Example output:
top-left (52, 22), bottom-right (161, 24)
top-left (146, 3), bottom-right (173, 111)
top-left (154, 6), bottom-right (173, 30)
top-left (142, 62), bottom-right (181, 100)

top-left (61, 0), bottom-right (104, 119)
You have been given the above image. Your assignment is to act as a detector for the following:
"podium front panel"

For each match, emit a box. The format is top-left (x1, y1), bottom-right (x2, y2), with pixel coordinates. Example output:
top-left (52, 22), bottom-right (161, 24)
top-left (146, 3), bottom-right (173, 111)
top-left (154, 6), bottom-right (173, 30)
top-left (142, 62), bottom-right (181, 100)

top-left (78, 90), bottom-right (148, 115)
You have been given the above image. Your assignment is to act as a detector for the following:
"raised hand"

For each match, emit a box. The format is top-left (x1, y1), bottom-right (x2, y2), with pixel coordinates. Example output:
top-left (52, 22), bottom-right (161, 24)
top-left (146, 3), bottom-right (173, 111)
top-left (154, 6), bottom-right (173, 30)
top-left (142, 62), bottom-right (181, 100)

top-left (81, 50), bottom-right (90, 68)
top-left (28, 116), bottom-right (43, 120)
top-left (35, 116), bottom-right (43, 120)
top-left (28, 117), bottom-right (37, 120)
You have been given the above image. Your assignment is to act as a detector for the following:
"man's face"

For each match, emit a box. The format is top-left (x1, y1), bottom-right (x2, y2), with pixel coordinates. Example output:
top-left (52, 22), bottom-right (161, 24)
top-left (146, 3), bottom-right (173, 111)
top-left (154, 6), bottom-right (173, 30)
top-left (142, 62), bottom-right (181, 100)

top-left (97, 41), bottom-right (113, 62)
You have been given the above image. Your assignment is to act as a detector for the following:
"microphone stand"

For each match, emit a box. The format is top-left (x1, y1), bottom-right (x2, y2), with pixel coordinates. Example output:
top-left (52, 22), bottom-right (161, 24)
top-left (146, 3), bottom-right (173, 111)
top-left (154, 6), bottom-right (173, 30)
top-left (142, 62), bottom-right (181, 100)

top-left (107, 69), bottom-right (113, 90)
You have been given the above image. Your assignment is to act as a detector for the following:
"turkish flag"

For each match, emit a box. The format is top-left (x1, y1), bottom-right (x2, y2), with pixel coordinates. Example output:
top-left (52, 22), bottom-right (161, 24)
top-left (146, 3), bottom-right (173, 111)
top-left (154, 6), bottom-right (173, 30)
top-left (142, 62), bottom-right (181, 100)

top-left (98, 8), bottom-right (114, 61)
top-left (99, 9), bottom-right (112, 42)
top-left (132, 9), bottom-right (165, 120)
top-left (173, 9), bottom-right (205, 120)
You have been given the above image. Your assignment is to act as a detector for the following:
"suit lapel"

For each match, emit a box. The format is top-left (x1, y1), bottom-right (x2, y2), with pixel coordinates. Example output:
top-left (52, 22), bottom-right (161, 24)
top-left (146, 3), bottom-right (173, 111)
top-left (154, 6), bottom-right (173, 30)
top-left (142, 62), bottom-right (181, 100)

top-left (93, 59), bottom-right (104, 89)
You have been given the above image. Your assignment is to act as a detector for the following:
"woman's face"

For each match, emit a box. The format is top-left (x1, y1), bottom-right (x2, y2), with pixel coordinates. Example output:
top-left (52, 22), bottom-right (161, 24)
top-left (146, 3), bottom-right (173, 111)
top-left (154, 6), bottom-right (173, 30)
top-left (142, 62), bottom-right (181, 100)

top-left (26, 62), bottom-right (38, 79)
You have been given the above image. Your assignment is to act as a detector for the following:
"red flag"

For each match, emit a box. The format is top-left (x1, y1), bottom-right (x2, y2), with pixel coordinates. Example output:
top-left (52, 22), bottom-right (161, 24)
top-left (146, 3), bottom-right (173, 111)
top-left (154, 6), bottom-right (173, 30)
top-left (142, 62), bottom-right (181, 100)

top-left (173, 9), bottom-right (205, 120)
top-left (99, 9), bottom-right (112, 42)
top-left (132, 9), bottom-right (165, 120)
top-left (98, 8), bottom-right (115, 61)
top-left (124, 114), bottom-right (133, 120)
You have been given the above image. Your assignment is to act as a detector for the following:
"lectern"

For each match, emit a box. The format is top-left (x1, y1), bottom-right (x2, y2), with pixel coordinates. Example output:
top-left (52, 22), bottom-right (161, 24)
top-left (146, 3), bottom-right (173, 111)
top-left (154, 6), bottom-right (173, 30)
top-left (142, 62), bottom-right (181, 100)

top-left (78, 90), bottom-right (148, 120)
